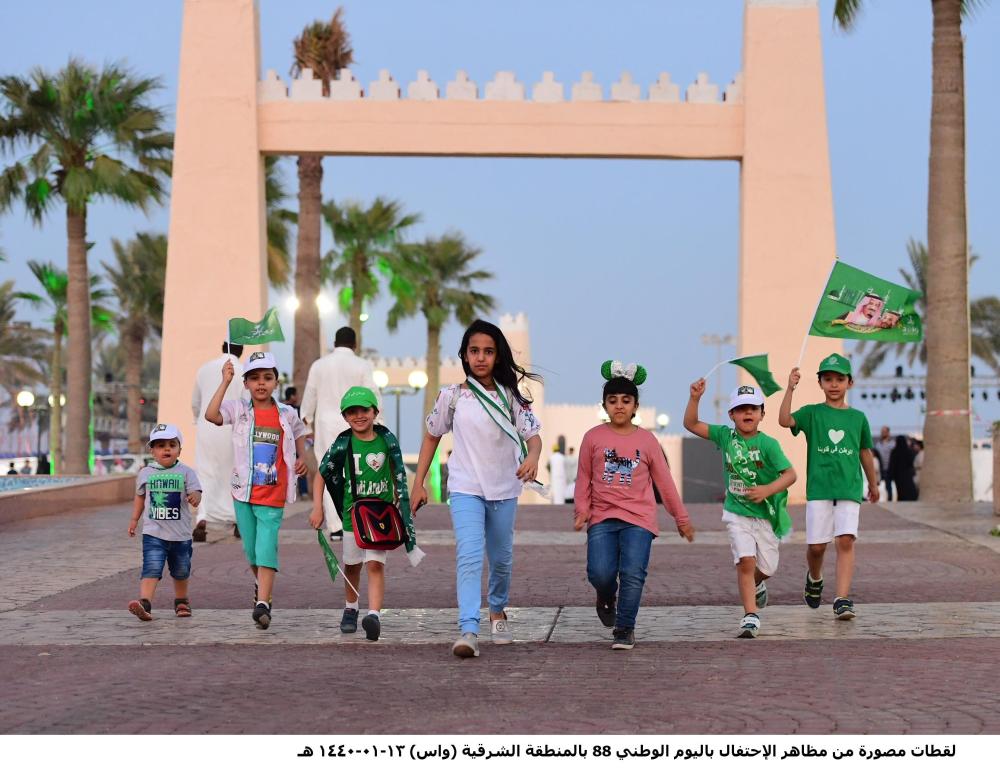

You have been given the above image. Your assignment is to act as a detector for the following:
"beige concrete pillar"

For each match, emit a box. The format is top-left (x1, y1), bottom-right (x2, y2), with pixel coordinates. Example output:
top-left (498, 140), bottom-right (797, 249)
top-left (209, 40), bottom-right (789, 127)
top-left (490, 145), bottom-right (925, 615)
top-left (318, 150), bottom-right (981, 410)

top-left (160, 0), bottom-right (267, 458)
top-left (740, 0), bottom-right (837, 500)
top-left (993, 424), bottom-right (999, 516)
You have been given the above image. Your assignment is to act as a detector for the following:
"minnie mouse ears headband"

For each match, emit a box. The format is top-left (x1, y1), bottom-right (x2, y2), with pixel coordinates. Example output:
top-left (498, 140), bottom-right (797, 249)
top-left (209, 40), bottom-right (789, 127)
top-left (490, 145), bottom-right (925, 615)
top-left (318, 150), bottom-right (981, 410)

top-left (601, 360), bottom-right (648, 386)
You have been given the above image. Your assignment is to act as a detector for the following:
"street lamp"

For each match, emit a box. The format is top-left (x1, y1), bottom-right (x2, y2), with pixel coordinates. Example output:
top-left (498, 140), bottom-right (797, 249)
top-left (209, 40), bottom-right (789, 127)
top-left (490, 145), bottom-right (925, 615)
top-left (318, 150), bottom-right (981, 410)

top-left (16, 390), bottom-right (48, 457)
top-left (656, 413), bottom-right (670, 429)
top-left (16, 390), bottom-right (34, 409)
top-left (375, 369), bottom-right (428, 438)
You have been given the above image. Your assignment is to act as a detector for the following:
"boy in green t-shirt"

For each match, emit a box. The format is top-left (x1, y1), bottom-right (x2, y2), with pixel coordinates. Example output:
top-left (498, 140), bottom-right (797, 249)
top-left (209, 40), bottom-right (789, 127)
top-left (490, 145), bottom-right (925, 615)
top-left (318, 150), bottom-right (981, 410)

top-left (685, 380), bottom-right (796, 639)
top-left (310, 386), bottom-right (408, 641)
top-left (778, 353), bottom-right (880, 620)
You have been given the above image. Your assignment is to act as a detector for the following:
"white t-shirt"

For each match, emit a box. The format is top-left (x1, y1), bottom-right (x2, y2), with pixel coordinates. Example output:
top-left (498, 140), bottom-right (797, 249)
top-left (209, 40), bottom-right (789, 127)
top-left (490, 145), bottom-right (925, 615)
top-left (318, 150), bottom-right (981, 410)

top-left (426, 383), bottom-right (541, 501)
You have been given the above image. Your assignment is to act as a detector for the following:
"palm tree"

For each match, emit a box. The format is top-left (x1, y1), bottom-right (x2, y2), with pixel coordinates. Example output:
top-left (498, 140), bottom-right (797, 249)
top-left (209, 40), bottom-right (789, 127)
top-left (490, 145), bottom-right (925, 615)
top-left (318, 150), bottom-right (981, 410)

top-left (102, 232), bottom-right (166, 453)
top-left (0, 60), bottom-right (172, 473)
top-left (835, 0), bottom-right (982, 500)
top-left (388, 232), bottom-right (496, 418)
top-left (15, 261), bottom-right (114, 471)
top-left (290, 10), bottom-right (354, 392)
top-left (265, 156), bottom-right (295, 289)
top-left (322, 197), bottom-right (421, 350)
top-left (856, 240), bottom-right (1000, 376)
top-left (0, 280), bottom-right (47, 402)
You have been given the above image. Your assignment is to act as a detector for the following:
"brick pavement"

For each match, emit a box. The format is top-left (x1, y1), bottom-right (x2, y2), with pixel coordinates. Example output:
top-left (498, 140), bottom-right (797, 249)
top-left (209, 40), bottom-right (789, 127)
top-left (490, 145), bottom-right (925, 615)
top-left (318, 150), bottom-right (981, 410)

top-left (1, 499), bottom-right (999, 734)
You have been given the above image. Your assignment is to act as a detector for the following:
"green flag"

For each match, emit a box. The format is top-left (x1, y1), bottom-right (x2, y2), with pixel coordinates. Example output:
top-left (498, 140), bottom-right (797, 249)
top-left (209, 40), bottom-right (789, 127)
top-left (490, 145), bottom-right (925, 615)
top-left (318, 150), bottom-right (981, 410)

top-left (809, 261), bottom-right (922, 342)
top-left (228, 307), bottom-right (285, 345)
top-left (316, 530), bottom-right (340, 583)
top-left (729, 354), bottom-right (782, 397)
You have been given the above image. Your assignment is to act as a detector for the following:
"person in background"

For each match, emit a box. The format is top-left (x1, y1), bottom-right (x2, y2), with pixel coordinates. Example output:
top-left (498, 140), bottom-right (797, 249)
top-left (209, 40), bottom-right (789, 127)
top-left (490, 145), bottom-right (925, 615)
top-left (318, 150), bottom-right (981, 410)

top-left (873, 426), bottom-right (895, 501)
top-left (889, 434), bottom-right (918, 501)
top-left (911, 439), bottom-right (925, 496)
top-left (285, 386), bottom-right (309, 498)
top-left (6, 462), bottom-right (16, 475)
top-left (36, 454), bottom-right (51, 475)
top-left (564, 446), bottom-right (578, 502)
top-left (19, 459), bottom-right (32, 474)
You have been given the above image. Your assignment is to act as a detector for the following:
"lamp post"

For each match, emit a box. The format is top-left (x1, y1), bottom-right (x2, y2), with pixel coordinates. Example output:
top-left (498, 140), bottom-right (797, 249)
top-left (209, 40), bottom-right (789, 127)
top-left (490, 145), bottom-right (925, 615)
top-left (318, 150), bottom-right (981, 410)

top-left (16, 390), bottom-right (50, 459)
top-left (373, 369), bottom-right (428, 439)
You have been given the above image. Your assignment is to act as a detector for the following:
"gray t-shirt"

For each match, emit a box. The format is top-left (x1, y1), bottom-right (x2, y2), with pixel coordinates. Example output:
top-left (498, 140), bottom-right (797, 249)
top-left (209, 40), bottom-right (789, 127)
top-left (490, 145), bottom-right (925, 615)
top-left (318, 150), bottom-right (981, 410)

top-left (136, 461), bottom-right (202, 541)
top-left (873, 437), bottom-right (895, 474)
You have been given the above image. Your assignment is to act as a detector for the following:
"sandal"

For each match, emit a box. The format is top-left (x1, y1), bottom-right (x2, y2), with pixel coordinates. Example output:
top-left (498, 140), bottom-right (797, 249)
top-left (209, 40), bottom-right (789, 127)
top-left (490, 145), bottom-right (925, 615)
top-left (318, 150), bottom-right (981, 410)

top-left (128, 599), bottom-right (152, 622)
top-left (174, 598), bottom-right (192, 617)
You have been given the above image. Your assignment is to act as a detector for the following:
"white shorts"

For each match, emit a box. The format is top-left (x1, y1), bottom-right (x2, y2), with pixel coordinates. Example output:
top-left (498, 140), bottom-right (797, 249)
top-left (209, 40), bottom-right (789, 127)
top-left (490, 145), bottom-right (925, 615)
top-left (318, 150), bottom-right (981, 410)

top-left (343, 528), bottom-right (388, 566)
top-left (805, 500), bottom-right (860, 544)
top-left (722, 510), bottom-right (779, 576)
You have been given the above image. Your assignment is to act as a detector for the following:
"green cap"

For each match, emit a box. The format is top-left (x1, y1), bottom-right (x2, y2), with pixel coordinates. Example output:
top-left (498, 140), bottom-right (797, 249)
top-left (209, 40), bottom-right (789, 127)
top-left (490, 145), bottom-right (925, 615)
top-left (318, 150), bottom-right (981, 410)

top-left (340, 386), bottom-right (379, 412)
top-left (817, 353), bottom-right (852, 376)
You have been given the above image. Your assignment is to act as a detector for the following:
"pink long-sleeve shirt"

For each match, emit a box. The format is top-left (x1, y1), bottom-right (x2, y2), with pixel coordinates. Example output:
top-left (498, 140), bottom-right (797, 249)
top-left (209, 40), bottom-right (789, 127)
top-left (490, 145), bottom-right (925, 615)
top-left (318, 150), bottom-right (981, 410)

top-left (574, 424), bottom-right (690, 536)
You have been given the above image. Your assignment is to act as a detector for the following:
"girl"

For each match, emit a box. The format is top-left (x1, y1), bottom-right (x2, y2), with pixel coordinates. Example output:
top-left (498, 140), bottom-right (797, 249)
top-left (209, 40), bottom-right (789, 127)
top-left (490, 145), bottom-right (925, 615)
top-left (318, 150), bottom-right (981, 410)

top-left (574, 360), bottom-right (694, 650)
top-left (412, 320), bottom-right (542, 659)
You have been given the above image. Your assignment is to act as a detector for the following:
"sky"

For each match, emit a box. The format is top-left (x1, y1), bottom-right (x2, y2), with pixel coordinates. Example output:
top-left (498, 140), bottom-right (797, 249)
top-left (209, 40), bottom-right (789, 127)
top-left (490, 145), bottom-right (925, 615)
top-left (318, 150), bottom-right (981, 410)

top-left (2, 0), bottom-right (999, 452)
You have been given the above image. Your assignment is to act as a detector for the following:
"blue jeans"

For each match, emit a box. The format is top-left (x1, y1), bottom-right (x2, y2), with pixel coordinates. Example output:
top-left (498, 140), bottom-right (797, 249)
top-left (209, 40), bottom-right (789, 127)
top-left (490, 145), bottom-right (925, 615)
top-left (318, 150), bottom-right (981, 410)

top-left (450, 492), bottom-right (518, 635)
top-left (141, 535), bottom-right (193, 580)
top-left (586, 519), bottom-right (654, 630)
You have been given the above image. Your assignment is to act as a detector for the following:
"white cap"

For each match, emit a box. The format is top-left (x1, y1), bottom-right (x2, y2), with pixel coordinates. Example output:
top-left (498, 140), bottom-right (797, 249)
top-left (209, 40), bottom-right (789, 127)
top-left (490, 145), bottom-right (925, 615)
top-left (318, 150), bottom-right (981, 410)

top-left (148, 423), bottom-right (183, 447)
top-left (728, 385), bottom-right (765, 411)
top-left (243, 351), bottom-right (278, 376)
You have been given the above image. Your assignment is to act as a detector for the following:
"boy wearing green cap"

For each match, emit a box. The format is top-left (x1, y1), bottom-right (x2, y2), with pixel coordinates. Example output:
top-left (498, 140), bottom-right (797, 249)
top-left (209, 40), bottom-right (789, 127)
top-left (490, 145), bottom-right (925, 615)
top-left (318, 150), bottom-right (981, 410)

top-left (310, 386), bottom-right (419, 641)
top-left (779, 353), bottom-right (880, 620)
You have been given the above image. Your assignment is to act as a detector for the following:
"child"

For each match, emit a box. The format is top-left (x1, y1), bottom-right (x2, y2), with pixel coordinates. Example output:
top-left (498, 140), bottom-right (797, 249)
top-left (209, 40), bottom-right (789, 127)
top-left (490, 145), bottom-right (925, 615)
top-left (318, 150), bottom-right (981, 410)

top-left (205, 351), bottom-right (308, 629)
top-left (778, 353), bottom-right (880, 619)
top-left (310, 386), bottom-right (419, 642)
top-left (684, 381), bottom-right (796, 638)
top-left (127, 424), bottom-right (202, 621)
top-left (574, 360), bottom-right (694, 650)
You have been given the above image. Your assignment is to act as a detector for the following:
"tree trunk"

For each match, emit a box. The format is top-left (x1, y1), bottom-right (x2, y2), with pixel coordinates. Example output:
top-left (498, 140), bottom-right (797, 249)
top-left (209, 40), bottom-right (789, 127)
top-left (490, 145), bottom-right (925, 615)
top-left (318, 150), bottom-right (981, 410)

top-left (349, 254), bottom-right (364, 350)
top-left (292, 154), bottom-right (323, 395)
top-left (63, 205), bottom-right (92, 474)
top-left (921, 0), bottom-right (971, 502)
top-left (424, 322), bottom-right (441, 420)
top-left (125, 321), bottom-right (144, 453)
top-left (49, 324), bottom-right (63, 473)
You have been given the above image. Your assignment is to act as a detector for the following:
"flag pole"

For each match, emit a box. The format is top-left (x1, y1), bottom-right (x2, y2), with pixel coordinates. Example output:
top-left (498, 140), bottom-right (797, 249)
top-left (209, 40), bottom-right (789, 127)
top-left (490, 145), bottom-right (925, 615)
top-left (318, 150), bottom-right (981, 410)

top-left (702, 358), bottom-right (729, 380)
top-left (796, 258), bottom-right (839, 367)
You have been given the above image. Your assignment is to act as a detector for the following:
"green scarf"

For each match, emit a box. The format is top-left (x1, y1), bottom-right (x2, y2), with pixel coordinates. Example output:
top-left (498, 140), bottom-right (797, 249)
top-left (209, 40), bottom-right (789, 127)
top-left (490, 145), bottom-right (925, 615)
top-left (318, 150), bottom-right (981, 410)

top-left (318, 424), bottom-right (416, 553)
top-left (727, 429), bottom-right (792, 539)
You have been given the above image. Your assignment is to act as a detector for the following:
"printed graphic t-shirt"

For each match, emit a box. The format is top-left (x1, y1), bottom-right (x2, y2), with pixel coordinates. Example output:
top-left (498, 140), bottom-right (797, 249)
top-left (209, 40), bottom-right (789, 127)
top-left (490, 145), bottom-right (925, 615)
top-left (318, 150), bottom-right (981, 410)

top-left (342, 434), bottom-right (393, 518)
top-left (136, 461), bottom-right (202, 541)
top-left (707, 424), bottom-right (792, 520)
top-left (250, 403), bottom-right (286, 507)
top-left (791, 403), bottom-right (873, 502)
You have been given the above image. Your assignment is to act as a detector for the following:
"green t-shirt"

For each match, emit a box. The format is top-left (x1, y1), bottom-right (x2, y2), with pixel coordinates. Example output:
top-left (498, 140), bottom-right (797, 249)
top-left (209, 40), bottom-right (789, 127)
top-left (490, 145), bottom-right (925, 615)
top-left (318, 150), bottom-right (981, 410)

top-left (343, 434), bottom-right (393, 515)
top-left (791, 403), bottom-right (873, 502)
top-left (708, 424), bottom-right (792, 520)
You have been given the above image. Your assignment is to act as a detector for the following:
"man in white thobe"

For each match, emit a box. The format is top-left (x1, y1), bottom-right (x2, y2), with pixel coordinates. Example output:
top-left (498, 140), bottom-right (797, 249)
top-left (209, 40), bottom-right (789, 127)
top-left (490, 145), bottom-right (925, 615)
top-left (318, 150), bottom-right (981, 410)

top-left (191, 343), bottom-right (245, 540)
top-left (549, 447), bottom-right (567, 505)
top-left (300, 326), bottom-right (381, 538)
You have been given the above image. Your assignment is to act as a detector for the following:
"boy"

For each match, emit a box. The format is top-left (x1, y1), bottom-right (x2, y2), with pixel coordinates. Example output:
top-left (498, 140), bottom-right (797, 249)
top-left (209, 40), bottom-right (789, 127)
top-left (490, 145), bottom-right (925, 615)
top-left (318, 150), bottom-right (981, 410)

top-left (127, 424), bottom-right (202, 621)
top-left (778, 353), bottom-right (880, 620)
top-left (685, 381), bottom-right (796, 638)
top-left (310, 386), bottom-right (418, 642)
top-left (205, 351), bottom-right (308, 629)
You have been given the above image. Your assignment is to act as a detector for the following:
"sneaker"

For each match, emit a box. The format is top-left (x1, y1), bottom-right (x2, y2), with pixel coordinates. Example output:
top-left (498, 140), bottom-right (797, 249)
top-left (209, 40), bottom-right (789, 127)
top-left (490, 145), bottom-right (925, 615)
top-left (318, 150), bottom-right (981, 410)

top-left (252, 601), bottom-right (271, 630)
top-left (611, 628), bottom-right (635, 650)
top-left (252, 583), bottom-right (272, 608)
top-left (596, 597), bottom-right (617, 628)
top-left (127, 599), bottom-right (152, 622)
top-left (452, 632), bottom-right (479, 658)
top-left (192, 521), bottom-right (207, 543)
top-left (833, 597), bottom-right (856, 620)
top-left (738, 612), bottom-right (760, 639)
top-left (233, 524), bottom-right (241, 539)
top-left (755, 582), bottom-right (768, 610)
top-left (340, 607), bottom-right (359, 634)
top-left (490, 612), bottom-right (513, 644)
top-left (330, 529), bottom-right (344, 540)
top-left (362, 613), bottom-right (381, 641)
top-left (803, 573), bottom-right (824, 609)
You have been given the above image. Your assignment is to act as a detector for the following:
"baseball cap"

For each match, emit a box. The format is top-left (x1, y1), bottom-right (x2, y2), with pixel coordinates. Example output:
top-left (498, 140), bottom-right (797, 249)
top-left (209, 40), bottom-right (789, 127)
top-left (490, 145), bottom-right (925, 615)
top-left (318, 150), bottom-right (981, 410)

top-left (243, 351), bottom-right (278, 376)
top-left (148, 423), bottom-right (183, 447)
top-left (728, 385), bottom-right (765, 411)
top-left (817, 353), bottom-right (852, 376)
top-left (340, 386), bottom-right (379, 412)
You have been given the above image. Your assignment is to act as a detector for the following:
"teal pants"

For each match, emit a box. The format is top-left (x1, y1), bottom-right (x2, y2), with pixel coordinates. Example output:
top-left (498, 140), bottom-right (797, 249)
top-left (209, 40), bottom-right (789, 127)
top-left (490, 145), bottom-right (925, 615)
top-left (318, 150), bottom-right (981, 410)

top-left (233, 501), bottom-right (284, 570)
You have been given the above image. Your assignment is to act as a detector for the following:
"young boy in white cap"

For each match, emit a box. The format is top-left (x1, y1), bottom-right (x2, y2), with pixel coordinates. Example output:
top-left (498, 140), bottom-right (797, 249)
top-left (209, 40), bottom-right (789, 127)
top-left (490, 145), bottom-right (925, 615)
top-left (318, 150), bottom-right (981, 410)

top-left (685, 381), bottom-right (796, 638)
top-left (779, 353), bottom-right (880, 620)
top-left (205, 351), bottom-right (308, 629)
top-left (127, 424), bottom-right (203, 621)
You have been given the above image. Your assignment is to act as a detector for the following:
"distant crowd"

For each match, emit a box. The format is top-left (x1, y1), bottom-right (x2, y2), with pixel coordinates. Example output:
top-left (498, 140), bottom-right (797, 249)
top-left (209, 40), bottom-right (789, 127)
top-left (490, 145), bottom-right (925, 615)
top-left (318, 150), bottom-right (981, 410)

top-left (872, 425), bottom-right (924, 502)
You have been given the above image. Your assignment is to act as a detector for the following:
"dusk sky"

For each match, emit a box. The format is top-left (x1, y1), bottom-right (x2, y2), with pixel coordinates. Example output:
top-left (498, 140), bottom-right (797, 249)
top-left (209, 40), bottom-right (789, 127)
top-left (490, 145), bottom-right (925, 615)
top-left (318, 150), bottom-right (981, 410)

top-left (2, 0), bottom-right (999, 451)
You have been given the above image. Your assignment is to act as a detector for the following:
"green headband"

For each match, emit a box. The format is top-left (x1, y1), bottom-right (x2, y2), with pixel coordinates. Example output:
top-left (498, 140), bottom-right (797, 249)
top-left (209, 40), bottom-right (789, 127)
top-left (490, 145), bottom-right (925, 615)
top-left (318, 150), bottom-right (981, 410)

top-left (601, 359), bottom-right (648, 386)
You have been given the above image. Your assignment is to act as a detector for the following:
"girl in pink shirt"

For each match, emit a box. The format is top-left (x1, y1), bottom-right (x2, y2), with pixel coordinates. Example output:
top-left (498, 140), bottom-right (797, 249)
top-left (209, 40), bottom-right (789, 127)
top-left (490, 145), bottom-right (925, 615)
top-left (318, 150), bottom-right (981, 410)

top-left (574, 361), bottom-right (694, 650)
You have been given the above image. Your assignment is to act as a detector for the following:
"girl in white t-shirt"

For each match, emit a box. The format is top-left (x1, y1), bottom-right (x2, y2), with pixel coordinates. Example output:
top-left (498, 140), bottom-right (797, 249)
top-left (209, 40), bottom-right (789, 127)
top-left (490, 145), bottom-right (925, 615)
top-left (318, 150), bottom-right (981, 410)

top-left (412, 320), bottom-right (543, 659)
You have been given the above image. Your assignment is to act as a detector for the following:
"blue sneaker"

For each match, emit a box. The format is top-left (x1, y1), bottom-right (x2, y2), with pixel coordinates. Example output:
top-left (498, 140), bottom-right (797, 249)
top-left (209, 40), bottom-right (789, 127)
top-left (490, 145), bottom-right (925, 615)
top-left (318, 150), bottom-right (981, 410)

top-left (738, 612), bottom-right (760, 639)
top-left (361, 613), bottom-right (381, 641)
top-left (833, 597), bottom-right (856, 620)
top-left (340, 607), bottom-right (359, 634)
top-left (804, 573), bottom-right (824, 609)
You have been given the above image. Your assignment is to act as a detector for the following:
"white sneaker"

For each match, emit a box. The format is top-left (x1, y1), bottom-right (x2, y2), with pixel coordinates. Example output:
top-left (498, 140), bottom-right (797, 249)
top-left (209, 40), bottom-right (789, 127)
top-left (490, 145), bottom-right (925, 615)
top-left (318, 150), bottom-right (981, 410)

top-left (452, 632), bottom-right (479, 658)
top-left (490, 612), bottom-right (513, 644)
top-left (738, 612), bottom-right (760, 639)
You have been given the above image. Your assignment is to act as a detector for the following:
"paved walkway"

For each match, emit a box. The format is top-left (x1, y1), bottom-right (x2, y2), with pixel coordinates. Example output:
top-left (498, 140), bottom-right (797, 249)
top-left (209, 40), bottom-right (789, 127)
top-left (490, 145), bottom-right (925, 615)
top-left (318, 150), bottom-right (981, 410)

top-left (2, 498), bottom-right (999, 734)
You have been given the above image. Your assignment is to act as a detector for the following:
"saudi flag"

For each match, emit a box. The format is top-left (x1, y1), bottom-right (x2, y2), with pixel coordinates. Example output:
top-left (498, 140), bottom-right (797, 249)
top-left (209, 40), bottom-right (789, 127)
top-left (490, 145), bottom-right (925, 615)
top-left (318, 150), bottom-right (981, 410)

top-left (228, 307), bottom-right (285, 345)
top-left (809, 261), bottom-right (922, 342)
top-left (316, 530), bottom-right (340, 583)
top-left (730, 354), bottom-right (782, 396)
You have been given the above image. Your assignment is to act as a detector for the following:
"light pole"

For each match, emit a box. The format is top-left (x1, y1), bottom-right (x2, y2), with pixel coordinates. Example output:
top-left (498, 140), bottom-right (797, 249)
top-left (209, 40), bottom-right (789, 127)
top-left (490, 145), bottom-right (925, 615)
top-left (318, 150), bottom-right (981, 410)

top-left (701, 333), bottom-right (734, 423)
top-left (372, 369), bottom-right (429, 439)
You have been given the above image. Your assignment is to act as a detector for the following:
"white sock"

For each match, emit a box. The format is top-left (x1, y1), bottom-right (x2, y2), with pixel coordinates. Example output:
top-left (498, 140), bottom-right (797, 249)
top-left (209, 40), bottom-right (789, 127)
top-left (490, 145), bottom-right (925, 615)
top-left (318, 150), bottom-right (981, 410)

top-left (346, 600), bottom-right (359, 611)
top-left (807, 573), bottom-right (823, 583)
top-left (368, 610), bottom-right (380, 619)
top-left (255, 600), bottom-right (268, 608)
